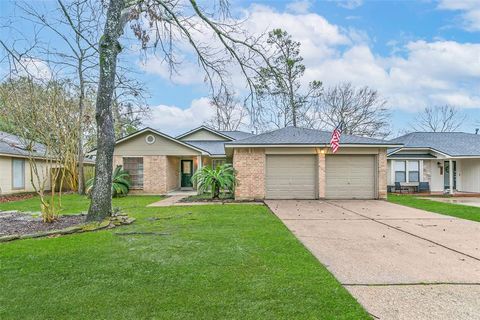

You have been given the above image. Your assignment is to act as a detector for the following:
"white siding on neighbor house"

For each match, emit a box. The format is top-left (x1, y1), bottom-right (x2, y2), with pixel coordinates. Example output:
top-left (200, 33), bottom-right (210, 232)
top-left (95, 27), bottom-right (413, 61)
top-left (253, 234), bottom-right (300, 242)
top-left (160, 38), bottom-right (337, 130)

top-left (0, 156), bottom-right (52, 195)
top-left (428, 160), bottom-right (445, 192)
top-left (460, 159), bottom-right (480, 192)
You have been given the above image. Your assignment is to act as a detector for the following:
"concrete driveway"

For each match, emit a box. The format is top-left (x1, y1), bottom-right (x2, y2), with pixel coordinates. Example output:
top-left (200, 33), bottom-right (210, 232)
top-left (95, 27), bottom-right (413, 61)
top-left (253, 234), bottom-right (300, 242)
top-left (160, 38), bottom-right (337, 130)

top-left (265, 200), bottom-right (480, 320)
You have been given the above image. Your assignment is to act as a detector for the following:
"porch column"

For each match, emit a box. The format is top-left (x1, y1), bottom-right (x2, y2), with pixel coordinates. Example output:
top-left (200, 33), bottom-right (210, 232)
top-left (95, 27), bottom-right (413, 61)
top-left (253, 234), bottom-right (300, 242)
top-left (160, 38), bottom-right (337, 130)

top-left (197, 155), bottom-right (202, 170)
top-left (449, 159), bottom-right (454, 195)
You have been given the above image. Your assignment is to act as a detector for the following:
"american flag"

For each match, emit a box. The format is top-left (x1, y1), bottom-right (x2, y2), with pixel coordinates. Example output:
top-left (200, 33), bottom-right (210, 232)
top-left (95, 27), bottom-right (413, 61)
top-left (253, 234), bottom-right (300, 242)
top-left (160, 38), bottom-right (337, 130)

top-left (330, 123), bottom-right (342, 153)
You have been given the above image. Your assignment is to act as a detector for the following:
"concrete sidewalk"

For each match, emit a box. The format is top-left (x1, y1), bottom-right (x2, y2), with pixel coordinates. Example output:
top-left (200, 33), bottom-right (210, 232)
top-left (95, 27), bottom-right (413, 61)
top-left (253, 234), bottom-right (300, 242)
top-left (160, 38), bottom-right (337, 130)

top-left (266, 199), bottom-right (480, 320)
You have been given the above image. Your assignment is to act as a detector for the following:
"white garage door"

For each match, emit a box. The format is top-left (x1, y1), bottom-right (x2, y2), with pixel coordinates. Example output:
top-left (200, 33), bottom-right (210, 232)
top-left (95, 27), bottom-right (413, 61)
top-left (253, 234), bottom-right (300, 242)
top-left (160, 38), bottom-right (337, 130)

top-left (266, 155), bottom-right (317, 199)
top-left (326, 155), bottom-right (376, 199)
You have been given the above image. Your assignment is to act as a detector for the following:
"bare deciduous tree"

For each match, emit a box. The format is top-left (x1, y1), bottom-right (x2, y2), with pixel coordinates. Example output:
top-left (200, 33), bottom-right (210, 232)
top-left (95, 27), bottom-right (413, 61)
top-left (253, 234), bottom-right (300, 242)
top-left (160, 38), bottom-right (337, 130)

top-left (255, 29), bottom-right (322, 130)
top-left (411, 105), bottom-right (466, 132)
top-left (4, 0), bottom-right (149, 194)
top-left (318, 82), bottom-right (390, 138)
top-left (0, 78), bottom-right (79, 222)
top-left (206, 89), bottom-right (248, 131)
top-left (87, 0), bottom-right (274, 221)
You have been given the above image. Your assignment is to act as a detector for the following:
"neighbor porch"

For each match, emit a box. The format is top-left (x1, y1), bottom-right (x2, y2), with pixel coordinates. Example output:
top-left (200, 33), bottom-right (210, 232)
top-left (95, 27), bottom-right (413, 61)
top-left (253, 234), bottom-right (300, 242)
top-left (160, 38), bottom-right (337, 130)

top-left (388, 157), bottom-right (480, 195)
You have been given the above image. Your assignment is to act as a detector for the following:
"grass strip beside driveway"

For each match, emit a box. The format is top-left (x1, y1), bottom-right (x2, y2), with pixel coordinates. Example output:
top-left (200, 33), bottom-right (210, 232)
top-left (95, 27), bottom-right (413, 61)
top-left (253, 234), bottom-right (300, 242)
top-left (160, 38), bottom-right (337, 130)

top-left (388, 194), bottom-right (480, 222)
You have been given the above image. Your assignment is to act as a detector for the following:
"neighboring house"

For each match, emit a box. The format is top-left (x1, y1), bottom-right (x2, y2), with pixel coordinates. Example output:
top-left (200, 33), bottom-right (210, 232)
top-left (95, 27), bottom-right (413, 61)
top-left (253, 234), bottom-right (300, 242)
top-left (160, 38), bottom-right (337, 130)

top-left (113, 126), bottom-right (398, 199)
top-left (0, 131), bottom-right (51, 195)
top-left (0, 131), bottom-right (94, 195)
top-left (388, 132), bottom-right (480, 194)
top-left (0, 131), bottom-right (53, 195)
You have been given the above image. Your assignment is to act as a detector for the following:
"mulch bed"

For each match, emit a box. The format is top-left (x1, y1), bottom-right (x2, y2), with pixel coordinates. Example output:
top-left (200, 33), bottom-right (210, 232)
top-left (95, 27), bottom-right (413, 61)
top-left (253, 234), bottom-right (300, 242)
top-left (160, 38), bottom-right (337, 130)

top-left (0, 211), bottom-right (86, 237)
top-left (0, 193), bottom-right (36, 203)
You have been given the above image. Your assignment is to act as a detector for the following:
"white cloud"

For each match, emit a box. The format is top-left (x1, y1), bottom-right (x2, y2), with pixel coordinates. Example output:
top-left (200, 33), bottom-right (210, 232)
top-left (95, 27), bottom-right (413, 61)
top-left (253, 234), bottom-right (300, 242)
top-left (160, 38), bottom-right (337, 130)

top-left (286, 0), bottom-right (312, 14)
top-left (438, 0), bottom-right (480, 31)
top-left (335, 0), bottom-right (364, 10)
top-left (14, 58), bottom-right (52, 80)
top-left (144, 97), bottom-right (215, 135)
top-left (241, 5), bottom-right (480, 111)
top-left (142, 3), bottom-right (480, 129)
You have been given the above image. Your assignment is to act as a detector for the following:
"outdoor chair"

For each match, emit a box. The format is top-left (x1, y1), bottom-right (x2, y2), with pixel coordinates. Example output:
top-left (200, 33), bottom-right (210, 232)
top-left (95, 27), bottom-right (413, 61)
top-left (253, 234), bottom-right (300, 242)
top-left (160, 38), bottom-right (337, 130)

top-left (394, 182), bottom-right (409, 193)
top-left (417, 182), bottom-right (430, 193)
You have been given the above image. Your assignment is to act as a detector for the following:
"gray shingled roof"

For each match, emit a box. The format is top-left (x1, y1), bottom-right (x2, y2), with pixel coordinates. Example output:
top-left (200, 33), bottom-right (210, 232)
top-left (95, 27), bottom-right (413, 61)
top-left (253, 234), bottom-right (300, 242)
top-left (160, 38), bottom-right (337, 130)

top-left (219, 130), bottom-right (253, 140)
top-left (389, 132), bottom-right (480, 156)
top-left (183, 140), bottom-right (227, 155)
top-left (0, 131), bottom-right (47, 158)
top-left (226, 126), bottom-right (395, 146)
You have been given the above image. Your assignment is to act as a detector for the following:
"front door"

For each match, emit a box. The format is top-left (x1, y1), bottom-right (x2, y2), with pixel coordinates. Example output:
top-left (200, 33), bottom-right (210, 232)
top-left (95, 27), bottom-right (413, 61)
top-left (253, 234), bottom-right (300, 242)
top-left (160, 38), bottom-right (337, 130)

top-left (444, 161), bottom-right (457, 190)
top-left (181, 160), bottom-right (193, 188)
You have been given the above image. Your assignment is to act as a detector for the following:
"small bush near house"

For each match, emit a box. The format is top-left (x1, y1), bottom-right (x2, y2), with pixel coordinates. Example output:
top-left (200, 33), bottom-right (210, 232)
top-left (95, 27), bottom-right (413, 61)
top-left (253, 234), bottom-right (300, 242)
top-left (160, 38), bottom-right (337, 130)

top-left (192, 164), bottom-right (236, 199)
top-left (86, 165), bottom-right (131, 198)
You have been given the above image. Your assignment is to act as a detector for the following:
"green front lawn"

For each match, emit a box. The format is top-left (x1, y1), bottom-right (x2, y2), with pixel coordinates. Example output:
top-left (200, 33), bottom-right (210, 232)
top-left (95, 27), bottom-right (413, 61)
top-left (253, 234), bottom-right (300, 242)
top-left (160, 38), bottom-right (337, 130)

top-left (0, 193), bottom-right (161, 215)
top-left (388, 194), bottom-right (480, 222)
top-left (0, 195), bottom-right (369, 319)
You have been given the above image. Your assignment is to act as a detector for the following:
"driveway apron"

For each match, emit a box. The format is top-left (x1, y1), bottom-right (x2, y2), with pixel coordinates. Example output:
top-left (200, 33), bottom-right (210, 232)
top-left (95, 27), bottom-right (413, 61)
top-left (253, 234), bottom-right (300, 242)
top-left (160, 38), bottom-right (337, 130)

top-left (265, 200), bottom-right (480, 320)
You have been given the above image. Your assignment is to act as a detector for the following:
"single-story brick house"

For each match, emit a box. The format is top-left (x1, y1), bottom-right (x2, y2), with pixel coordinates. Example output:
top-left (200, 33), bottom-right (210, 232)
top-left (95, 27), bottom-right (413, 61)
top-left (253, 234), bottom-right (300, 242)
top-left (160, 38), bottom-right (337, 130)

top-left (113, 126), bottom-right (399, 200)
top-left (387, 132), bottom-right (480, 194)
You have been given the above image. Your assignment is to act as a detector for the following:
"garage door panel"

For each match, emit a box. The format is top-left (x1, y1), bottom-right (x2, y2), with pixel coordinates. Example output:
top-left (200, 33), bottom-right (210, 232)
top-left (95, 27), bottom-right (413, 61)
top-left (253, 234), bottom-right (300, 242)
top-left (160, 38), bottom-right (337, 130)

top-left (326, 155), bottom-right (376, 199)
top-left (266, 155), bottom-right (317, 199)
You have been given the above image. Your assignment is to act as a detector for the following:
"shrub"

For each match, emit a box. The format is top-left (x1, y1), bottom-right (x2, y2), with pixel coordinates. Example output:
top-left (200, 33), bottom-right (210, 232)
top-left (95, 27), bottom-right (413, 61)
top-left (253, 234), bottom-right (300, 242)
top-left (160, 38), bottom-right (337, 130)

top-left (191, 164), bottom-right (236, 199)
top-left (86, 165), bottom-right (131, 198)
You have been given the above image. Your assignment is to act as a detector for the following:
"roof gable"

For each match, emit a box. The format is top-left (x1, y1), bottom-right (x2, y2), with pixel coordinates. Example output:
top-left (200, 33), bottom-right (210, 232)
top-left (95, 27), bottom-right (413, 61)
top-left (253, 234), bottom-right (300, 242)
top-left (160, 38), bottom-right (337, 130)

top-left (176, 126), bottom-right (232, 141)
top-left (114, 128), bottom-right (207, 155)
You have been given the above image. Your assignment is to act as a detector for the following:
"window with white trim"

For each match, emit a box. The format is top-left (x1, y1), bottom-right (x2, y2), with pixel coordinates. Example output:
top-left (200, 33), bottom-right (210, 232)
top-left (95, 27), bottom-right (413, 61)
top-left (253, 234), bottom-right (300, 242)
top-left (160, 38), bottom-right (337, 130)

top-left (212, 159), bottom-right (225, 169)
top-left (408, 161), bottom-right (419, 182)
top-left (123, 157), bottom-right (144, 189)
top-left (12, 158), bottom-right (25, 189)
top-left (394, 161), bottom-right (406, 183)
top-left (394, 160), bottom-right (420, 183)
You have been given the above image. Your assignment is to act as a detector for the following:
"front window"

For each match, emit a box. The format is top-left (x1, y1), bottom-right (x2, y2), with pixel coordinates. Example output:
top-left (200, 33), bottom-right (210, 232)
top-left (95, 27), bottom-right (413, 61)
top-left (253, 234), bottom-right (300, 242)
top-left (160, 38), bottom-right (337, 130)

top-left (212, 159), bottom-right (225, 169)
top-left (408, 161), bottom-right (419, 182)
top-left (394, 161), bottom-right (406, 183)
top-left (123, 157), bottom-right (143, 189)
top-left (12, 159), bottom-right (25, 189)
top-left (394, 160), bottom-right (420, 183)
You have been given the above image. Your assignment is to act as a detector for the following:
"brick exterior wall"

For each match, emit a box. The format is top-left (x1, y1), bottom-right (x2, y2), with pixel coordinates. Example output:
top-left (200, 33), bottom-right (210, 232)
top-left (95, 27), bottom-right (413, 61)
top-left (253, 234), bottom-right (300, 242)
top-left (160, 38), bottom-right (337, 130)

top-left (143, 155), bottom-right (168, 194)
top-left (377, 149), bottom-right (388, 199)
top-left (233, 148), bottom-right (265, 200)
top-left (113, 156), bottom-right (123, 168)
top-left (116, 155), bottom-right (180, 194)
top-left (166, 156), bottom-right (180, 191)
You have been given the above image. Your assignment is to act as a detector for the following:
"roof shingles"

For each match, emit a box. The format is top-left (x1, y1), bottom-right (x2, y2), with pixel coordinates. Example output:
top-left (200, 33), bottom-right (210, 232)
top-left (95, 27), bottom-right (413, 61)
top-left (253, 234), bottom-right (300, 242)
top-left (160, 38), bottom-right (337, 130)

top-left (226, 126), bottom-right (394, 146)
top-left (389, 132), bottom-right (480, 156)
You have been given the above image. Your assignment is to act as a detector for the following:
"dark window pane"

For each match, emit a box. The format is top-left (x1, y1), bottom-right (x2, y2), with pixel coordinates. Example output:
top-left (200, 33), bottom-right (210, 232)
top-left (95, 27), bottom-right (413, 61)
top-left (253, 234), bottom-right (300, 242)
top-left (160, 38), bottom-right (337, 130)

top-left (123, 157), bottom-right (144, 189)
top-left (409, 171), bottom-right (419, 182)
top-left (395, 171), bottom-right (406, 183)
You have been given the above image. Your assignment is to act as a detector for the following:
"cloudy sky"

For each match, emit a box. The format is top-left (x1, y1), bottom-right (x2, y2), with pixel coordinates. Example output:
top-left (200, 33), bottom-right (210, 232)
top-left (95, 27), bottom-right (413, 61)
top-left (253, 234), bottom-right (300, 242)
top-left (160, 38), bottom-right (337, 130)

top-left (1, 0), bottom-right (480, 136)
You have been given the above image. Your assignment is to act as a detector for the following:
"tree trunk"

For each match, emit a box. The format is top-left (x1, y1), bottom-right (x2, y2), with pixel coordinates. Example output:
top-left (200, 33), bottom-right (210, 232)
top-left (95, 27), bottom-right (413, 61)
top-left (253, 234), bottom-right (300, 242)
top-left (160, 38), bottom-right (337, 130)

top-left (87, 0), bottom-right (126, 221)
top-left (213, 183), bottom-right (220, 199)
top-left (77, 58), bottom-right (85, 195)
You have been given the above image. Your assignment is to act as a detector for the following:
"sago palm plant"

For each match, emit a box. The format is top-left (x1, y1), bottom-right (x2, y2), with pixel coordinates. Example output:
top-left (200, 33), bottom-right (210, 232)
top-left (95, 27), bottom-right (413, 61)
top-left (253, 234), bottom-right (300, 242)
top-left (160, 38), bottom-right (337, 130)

top-left (191, 163), bottom-right (236, 199)
top-left (86, 165), bottom-right (131, 198)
